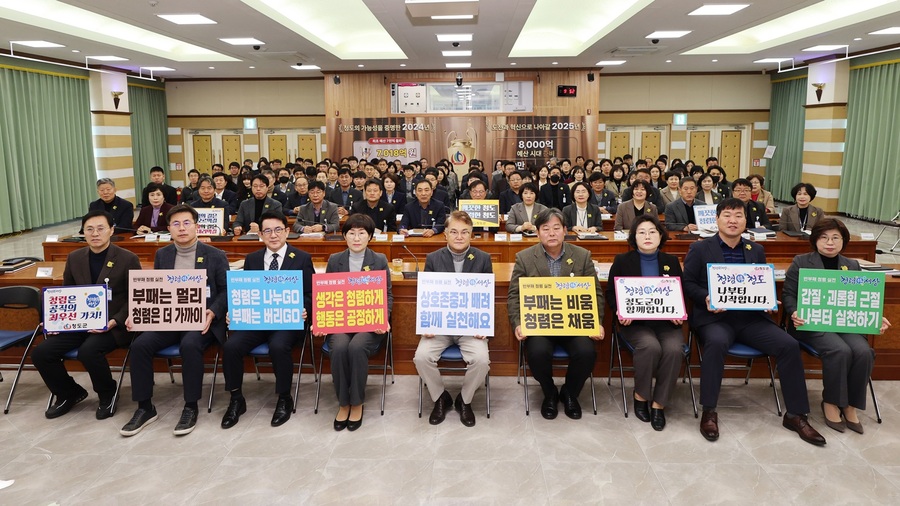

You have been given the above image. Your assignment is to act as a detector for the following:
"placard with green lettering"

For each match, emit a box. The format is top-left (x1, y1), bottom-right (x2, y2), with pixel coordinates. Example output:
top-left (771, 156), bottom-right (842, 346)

top-left (796, 268), bottom-right (885, 334)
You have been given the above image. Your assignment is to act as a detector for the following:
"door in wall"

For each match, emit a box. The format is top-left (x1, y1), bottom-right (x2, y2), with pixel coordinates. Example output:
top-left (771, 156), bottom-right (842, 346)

top-left (192, 135), bottom-right (212, 175)
top-left (222, 135), bottom-right (243, 168)
top-left (687, 125), bottom-right (750, 177)
top-left (689, 131), bottom-right (710, 164)
top-left (261, 129), bottom-right (324, 163)
top-left (604, 126), bottom-right (669, 162)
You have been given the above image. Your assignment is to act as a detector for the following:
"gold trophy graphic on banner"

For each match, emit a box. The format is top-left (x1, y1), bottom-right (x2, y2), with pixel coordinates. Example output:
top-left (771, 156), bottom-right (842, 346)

top-left (447, 127), bottom-right (477, 176)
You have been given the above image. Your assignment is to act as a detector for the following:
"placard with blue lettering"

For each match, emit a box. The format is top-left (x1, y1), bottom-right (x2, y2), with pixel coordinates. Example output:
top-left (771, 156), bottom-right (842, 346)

top-left (43, 285), bottom-right (108, 333)
top-left (693, 204), bottom-right (718, 231)
top-left (129, 269), bottom-right (207, 331)
top-left (707, 263), bottom-right (777, 311)
top-left (795, 268), bottom-right (885, 334)
top-left (518, 277), bottom-right (598, 336)
top-left (613, 277), bottom-right (686, 320)
top-left (415, 272), bottom-right (495, 336)
top-left (227, 271), bottom-right (306, 330)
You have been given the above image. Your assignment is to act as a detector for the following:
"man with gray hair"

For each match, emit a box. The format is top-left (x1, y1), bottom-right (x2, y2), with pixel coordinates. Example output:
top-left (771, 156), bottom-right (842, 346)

top-left (88, 178), bottom-right (134, 231)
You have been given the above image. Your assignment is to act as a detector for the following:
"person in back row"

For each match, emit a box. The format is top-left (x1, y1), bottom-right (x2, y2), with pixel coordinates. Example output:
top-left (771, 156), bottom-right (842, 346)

top-left (140, 166), bottom-right (178, 207)
top-left (233, 174), bottom-right (283, 236)
top-left (87, 178), bottom-right (134, 231)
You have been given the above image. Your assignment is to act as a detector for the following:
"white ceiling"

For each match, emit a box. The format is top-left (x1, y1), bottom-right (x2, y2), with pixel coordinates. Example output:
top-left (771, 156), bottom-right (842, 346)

top-left (1, 0), bottom-right (899, 79)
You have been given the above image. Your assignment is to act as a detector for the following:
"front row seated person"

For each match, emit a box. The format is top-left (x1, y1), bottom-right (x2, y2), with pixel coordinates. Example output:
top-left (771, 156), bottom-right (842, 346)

top-left (606, 215), bottom-right (684, 431)
top-left (505, 183), bottom-right (547, 234)
top-left (780, 182), bottom-right (825, 233)
top-left (133, 182), bottom-right (174, 234)
top-left (663, 177), bottom-right (700, 232)
top-left (33, 210), bottom-right (142, 420)
top-left (399, 179), bottom-right (447, 237)
top-left (414, 211), bottom-right (492, 427)
top-left (313, 214), bottom-right (393, 431)
top-left (88, 177), bottom-right (134, 232)
top-left (233, 174), bottom-right (283, 236)
top-left (507, 208), bottom-right (605, 420)
top-left (562, 182), bottom-right (603, 235)
top-left (221, 211), bottom-right (314, 429)
top-left (293, 180), bottom-right (341, 234)
top-left (120, 204), bottom-right (229, 437)
top-left (351, 179), bottom-right (397, 233)
top-left (682, 198), bottom-right (826, 446)
top-left (783, 218), bottom-right (891, 434)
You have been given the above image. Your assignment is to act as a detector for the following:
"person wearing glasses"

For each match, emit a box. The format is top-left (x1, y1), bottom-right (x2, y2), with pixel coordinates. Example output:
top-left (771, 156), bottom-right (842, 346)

top-left (221, 211), bottom-right (314, 429)
top-left (120, 205), bottom-right (229, 437)
top-left (399, 179), bottom-right (447, 236)
top-left (233, 174), bottom-right (283, 236)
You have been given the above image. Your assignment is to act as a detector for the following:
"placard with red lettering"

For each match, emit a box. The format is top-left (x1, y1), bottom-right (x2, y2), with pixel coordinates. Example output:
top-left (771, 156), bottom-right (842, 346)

top-left (312, 271), bottom-right (389, 334)
top-left (129, 269), bottom-right (207, 331)
top-left (613, 276), bottom-right (686, 320)
top-left (43, 285), bottom-right (108, 333)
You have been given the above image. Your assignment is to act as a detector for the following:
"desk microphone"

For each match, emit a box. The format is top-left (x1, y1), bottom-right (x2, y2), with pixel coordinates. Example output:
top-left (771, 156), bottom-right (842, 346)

top-left (401, 245), bottom-right (419, 279)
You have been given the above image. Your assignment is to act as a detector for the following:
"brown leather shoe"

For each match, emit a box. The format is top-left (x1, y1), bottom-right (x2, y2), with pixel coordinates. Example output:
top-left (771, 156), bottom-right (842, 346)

top-left (700, 410), bottom-right (719, 441)
top-left (783, 414), bottom-right (827, 446)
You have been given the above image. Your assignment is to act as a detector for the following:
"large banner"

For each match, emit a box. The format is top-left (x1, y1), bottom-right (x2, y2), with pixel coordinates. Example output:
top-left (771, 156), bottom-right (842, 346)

top-left (312, 271), bottom-right (389, 334)
top-left (227, 271), bottom-right (305, 330)
top-left (415, 272), bottom-right (495, 336)
top-left (613, 277), bottom-right (686, 321)
top-left (707, 264), bottom-right (777, 311)
top-left (43, 285), bottom-right (108, 333)
top-left (796, 268), bottom-right (885, 334)
top-left (129, 269), bottom-right (207, 331)
top-left (518, 277), bottom-right (598, 336)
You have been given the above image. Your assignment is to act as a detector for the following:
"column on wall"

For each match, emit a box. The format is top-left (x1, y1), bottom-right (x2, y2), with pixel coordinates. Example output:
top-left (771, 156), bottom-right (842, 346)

top-left (669, 123), bottom-right (687, 161)
top-left (596, 123), bottom-right (607, 160)
top-left (243, 129), bottom-right (260, 162)
top-left (167, 127), bottom-right (184, 185)
top-left (89, 72), bottom-right (136, 204)
top-left (751, 121), bottom-right (769, 176)
top-left (320, 125), bottom-right (328, 162)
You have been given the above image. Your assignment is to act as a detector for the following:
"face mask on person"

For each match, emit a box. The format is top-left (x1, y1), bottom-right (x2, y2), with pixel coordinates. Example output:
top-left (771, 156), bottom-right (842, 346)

top-left (711, 175), bottom-right (720, 183)
top-left (279, 176), bottom-right (290, 184)
top-left (549, 174), bottom-right (561, 184)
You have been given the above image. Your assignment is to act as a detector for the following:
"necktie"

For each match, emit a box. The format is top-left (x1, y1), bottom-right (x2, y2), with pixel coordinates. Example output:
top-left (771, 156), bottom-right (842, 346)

top-left (269, 252), bottom-right (279, 271)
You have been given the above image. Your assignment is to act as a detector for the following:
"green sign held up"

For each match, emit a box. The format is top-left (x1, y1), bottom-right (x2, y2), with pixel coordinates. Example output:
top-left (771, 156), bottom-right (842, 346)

top-left (795, 268), bottom-right (885, 334)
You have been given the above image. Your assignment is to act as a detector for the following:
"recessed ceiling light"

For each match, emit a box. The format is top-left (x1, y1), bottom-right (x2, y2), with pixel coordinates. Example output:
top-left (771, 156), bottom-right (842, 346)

top-left (646, 31), bottom-right (692, 39)
top-left (87, 55), bottom-right (128, 61)
top-left (157, 14), bottom-right (217, 25)
top-left (803, 44), bottom-right (848, 51)
top-left (71, 50), bottom-right (80, 53)
top-left (870, 27), bottom-right (900, 35)
top-left (510, 62), bottom-right (517, 65)
top-left (400, 63), bottom-right (407, 67)
top-left (689, 4), bottom-right (749, 16)
top-left (431, 15), bottom-right (474, 20)
top-left (442, 50), bottom-right (472, 57)
top-left (10, 40), bottom-right (64, 48)
top-left (209, 66), bottom-right (215, 69)
top-left (436, 33), bottom-right (473, 42)
top-left (357, 64), bottom-right (365, 67)
top-left (596, 60), bottom-right (626, 65)
top-left (551, 61), bottom-right (558, 65)
top-left (291, 64), bottom-right (322, 70)
top-left (220, 38), bottom-right (265, 46)
top-left (753, 57), bottom-right (792, 63)
top-left (249, 66), bottom-right (256, 69)
top-left (853, 37), bottom-right (862, 41)
top-left (445, 63), bottom-right (471, 68)
top-left (665, 59), bottom-right (672, 63)
top-left (711, 59), bottom-right (718, 62)
top-left (142, 67), bottom-right (175, 72)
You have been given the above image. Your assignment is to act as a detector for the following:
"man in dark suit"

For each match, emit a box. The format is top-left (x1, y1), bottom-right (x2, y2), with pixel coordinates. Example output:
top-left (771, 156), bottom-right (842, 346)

top-left (88, 178), bottom-right (134, 231)
top-left (328, 167), bottom-right (363, 216)
top-left (221, 211), bottom-right (314, 429)
top-left (682, 198), bottom-right (825, 446)
top-left (190, 175), bottom-right (232, 223)
top-left (731, 178), bottom-right (773, 230)
top-left (498, 170), bottom-right (524, 215)
top-left (587, 172), bottom-right (618, 214)
top-left (351, 179), bottom-right (397, 232)
top-left (140, 166), bottom-right (178, 207)
top-left (399, 179), bottom-right (447, 236)
top-left (33, 210), bottom-right (142, 420)
top-left (490, 161), bottom-right (516, 198)
top-left (233, 174), bottom-right (283, 236)
top-left (507, 208), bottom-right (605, 420)
top-left (663, 177), bottom-right (700, 232)
top-left (285, 176), bottom-right (310, 216)
top-left (120, 204), bottom-right (229, 437)
top-left (414, 211), bottom-right (492, 427)
top-left (538, 166), bottom-right (571, 210)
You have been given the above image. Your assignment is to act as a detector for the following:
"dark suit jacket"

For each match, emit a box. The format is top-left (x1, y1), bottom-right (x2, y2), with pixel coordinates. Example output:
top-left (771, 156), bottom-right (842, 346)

top-left (328, 186), bottom-right (363, 210)
top-left (244, 244), bottom-right (314, 319)
top-left (382, 191), bottom-right (406, 211)
top-left (614, 200), bottom-right (659, 231)
top-left (233, 197), bottom-right (283, 231)
top-left (272, 187), bottom-right (292, 206)
top-left (606, 250), bottom-right (683, 314)
top-left (400, 199), bottom-right (447, 233)
top-left (507, 243), bottom-right (604, 330)
top-left (88, 196), bottom-right (134, 232)
top-left (424, 246), bottom-right (493, 274)
top-left (351, 200), bottom-right (397, 232)
top-left (562, 203), bottom-right (604, 230)
top-left (325, 248), bottom-right (393, 314)
top-left (682, 235), bottom-right (767, 328)
top-left (499, 189), bottom-right (522, 215)
top-left (780, 204), bottom-right (825, 232)
top-left (664, 198), bottom-right (697, 231)
top-left (538, 183), bottom-right (571, 210)
top-left (745, 200), bottom-right (772, 230)
top-left (215, 189), bottom-right (238, 215)
top-left (294, 200), bottom-right (341, 233)
top-left (782, 252), bottom-right (859, 336)
top-left (133, 202), bottom-right (174, 233)
top-left (64, 244), bottom-right (142, 347)
top-left (285, 192), bottom-right (309, 215)
top-left (154, 241), bottom-right (229, 343)
top-left (591, 189), bottom-right (618, 213)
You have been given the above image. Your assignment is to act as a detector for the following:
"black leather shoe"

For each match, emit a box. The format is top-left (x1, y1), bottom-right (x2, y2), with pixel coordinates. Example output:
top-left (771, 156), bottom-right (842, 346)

top-left (221, 397), bottom-right (247, 429)
top-left (96, 400), bottom-right (115, 420)
top-left (455, 393), bottom-right (476, 427)
top-left (700, 410), bottom-right (719, 441)
top-left (334, 409), bottom-right (349, 432)
top-left (347, 406), bottom-right (364, 432)
top-left (783, 414), bottom-right (827, 446)
top-left (650, 407), bottom-right (666, 431)
top-left (271, 396), bottom-right (293, 427)
top-left (540, 388), bottom-right (559, 420)
top-left (559, 386), bottom-right (582, 420)
top-left (429, 390), bottom-right (453, 425)
top-left (45, 387), bottom-right (88, 419)
top-left (633, 396), bottom-right (651, 423)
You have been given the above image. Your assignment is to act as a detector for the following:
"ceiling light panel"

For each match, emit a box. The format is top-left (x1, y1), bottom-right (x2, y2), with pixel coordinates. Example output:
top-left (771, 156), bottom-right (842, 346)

top-left (754, 58), bottom-right (792, 63)
top-left (86, 56), bottom-right (128, 61)
top-left (10, 40), bottom-right (64, 48)
top-left (291, 64), bottom-right (322, 70)
top-left (803, 44), bottom-right (849, 51)
top-left (406, 0), bottom-right (479, 18)
top-left (436, 33), bottom-right (473, 42)
top-left (141, 66), bottom-right (176, 71)
top-left (646, 31), bottom-right (692, 39)
top-left (0, 0), bottom-right (237, 62)
top-left (596, 60), bottom-right (627, 65)
top-left (445, 62), bottom-right (471, 68)
top-left (688, 4), bottom-right (749, 16)
top-left (870, 26), bottom-right (900, 34)
top-left (156, 14), bottom-right (217, 25)
top-left (442, 50), bottom-right (473, 56)
top-left (511, 0), bottom-right (653, 57)
top-left (220, 38), bottom-right (265, 45)
top-left (242, 0), bottom-right (406, 60)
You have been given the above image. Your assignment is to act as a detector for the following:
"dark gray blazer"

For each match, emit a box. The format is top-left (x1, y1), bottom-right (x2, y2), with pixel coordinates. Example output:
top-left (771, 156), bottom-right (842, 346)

top-left (154, 241), bottom-right (229, 343)
top-left (782, 251), bottom-right (860, 336)
top-left (294, 200), bottom-right (341, 233)
top-left (233, 197), bottom-right (283, 231)
top-left (424, 246), bottom-right (493, 274)
top-left (780, 204), bottom-right (825, 232)
top-left (64, 243), bottom-right (142, 347)
top-left (562, 203), bottom-right (603, 230)
top-left (325, 248), bottom-right (393, 314)
top-left (664, 198), bottom-right (696, 231)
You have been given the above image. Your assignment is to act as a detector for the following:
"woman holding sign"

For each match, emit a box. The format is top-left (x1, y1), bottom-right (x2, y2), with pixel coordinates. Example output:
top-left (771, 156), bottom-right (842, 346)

top-left (606, 215), bottom-right (685, 430)
top-left (316, 214), bottom-right (393, 431)
top-left (783, 218), bottom-right (891, 434)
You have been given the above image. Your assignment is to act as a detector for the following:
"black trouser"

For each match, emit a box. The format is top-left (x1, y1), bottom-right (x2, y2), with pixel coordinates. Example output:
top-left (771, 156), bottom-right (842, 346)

top-left (525, 335), bottom-right (596, 398)
top-left (32, 332), bottom-right (119, 402)
top-left (223, 330), bottom-right (301, 395)
top-left (129, 330), bottom-right (213, 403)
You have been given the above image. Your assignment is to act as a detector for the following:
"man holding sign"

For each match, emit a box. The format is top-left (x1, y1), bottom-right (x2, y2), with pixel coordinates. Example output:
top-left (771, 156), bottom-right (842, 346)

top-left (121, 205), bottom-right (229, 437)
top-left (33, 211), bottom-right (142, 420)
top-left (221, 211), bottom-right (314, 429)
top-left (414, 211), bottom-right (493, 427)
top-left (507, 208), bottom-right (604, 420)
top-left (683, 198), bottom-right (825, 446)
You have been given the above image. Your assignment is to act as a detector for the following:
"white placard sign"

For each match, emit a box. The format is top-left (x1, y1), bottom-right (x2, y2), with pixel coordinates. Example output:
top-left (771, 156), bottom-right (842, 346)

top-left (415, 271), bottom-right (495, 336)
top-left (43, 285), bottom-right (109, 333)
top-left (613, 276), bottom-right (686, 320)
top-left (196, 208), bottom-right (225, 236)
top-left (693, 204), bottom-right (718, 231)
top-left (707, 263), bottom-right (778, 311)
top-left (129, 269), bottom-right (207, 331)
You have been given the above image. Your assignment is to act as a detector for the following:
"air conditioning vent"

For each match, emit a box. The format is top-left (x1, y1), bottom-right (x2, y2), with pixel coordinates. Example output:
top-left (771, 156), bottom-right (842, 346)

top-left (609, 46), bottom-right (660, 57)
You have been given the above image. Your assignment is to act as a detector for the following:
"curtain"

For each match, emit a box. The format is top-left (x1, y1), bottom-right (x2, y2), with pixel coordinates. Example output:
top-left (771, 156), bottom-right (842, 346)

top-left (129, 83), bottom-right (169, 192)
top-left (766, 77), bottom-right (807, 201)
top-left (839, 63), bottom-right (900, 221)
top-left (0, 67), bottom-right (96, 234)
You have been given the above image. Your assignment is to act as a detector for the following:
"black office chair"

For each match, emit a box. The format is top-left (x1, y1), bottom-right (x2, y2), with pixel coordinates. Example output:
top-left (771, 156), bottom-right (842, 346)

top-left (417, 343), bottom-right (490, 419)
top-left (518, 341), bottom-right (597, 416)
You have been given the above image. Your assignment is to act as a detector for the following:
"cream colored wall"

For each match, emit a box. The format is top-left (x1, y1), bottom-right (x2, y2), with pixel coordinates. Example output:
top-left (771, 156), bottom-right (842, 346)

top-left (599, 74), bottom-right (771, 111)
top-left (165, 79), bottom-right (325, 116)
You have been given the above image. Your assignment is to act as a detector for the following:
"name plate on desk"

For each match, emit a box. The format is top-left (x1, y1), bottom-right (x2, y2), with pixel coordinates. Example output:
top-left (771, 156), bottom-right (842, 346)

top-left (860, 233), bottom-right (876, 241)
top-left (144, 234), bottom-right (158, 242)
top-left (46, 235), bottom-right (59, 242)
top-left (494, 233), bottom-right (507, 241)
top-left (509, 233), bottom-right (523, 241)
top-left (392, 234), bottom-right (405, 242)
top-left (373, 233), bottom-right (388, 242)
